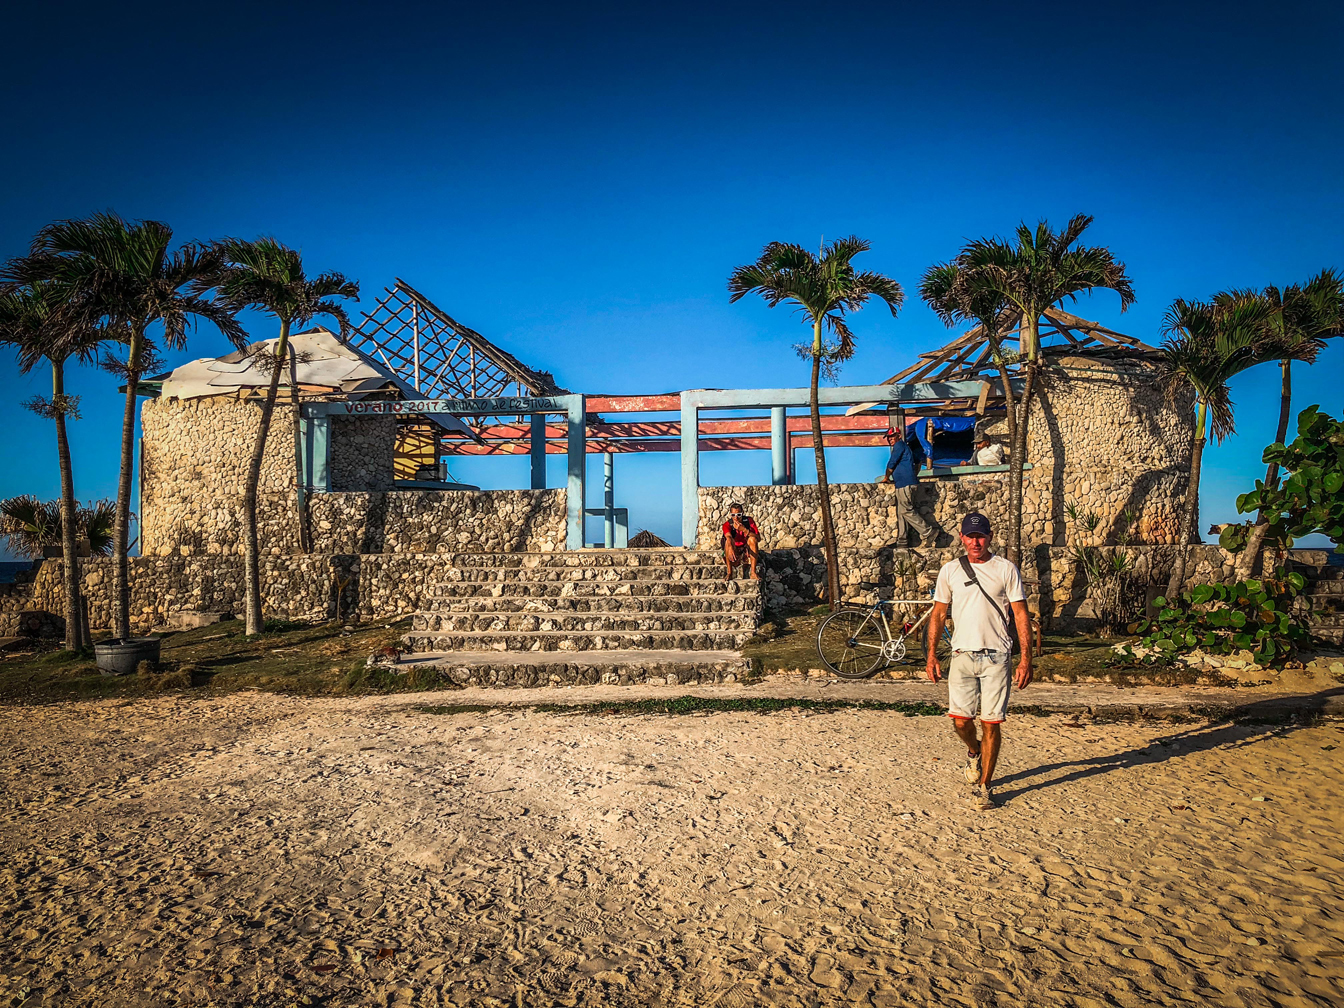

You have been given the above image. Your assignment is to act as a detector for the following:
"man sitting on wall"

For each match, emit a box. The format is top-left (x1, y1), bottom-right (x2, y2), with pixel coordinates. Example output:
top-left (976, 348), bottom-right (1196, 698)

top-left (722, 503), bottom-right (761, 580)
top-left (968, 433), bottom-right (1008, 466)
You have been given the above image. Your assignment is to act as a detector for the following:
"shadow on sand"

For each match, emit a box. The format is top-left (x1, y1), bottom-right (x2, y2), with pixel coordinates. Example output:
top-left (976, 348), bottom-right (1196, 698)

top-left (993, 686), bottom-right (1344, 804)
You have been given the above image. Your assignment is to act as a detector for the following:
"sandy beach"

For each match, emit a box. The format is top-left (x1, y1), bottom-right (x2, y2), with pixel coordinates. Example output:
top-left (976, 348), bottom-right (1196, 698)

top-left (2, 692), bottom-right (1341, 1007)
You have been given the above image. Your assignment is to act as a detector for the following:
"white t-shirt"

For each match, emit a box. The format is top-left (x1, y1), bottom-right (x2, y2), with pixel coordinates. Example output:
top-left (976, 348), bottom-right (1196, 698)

top-left (933, 554), bottom-right (1025, 653)
top-left (972, 443), bottom-right (1007, 466)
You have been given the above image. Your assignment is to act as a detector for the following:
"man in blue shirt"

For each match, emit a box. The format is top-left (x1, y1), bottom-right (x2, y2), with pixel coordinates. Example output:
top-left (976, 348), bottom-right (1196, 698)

top-left (878, 426), bottom-right (945, 547)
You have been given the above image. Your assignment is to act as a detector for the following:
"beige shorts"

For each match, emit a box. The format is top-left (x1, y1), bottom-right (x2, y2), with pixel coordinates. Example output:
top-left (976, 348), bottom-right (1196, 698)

top-left (948, 649), bottom-right (1012, 723)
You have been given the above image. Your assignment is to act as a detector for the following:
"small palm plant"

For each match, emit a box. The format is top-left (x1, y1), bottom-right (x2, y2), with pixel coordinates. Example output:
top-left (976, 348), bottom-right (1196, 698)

top-left (202, 238), bottom-right (358, 635)
top-left (728, 237), bottom-right (903, 606)
top-left (6, 213), bottom-right (243, 640)
top-left (0, 277), bottom-right (115, 648)
top-left (924, 216), bottom-right (1135, 563)
top-left (0, 497), bottom-right (117, 558)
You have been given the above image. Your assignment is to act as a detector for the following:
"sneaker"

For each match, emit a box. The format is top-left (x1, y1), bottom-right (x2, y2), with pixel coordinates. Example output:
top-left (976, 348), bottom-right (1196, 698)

top-left (973, 784), bottom-right (997, 810)
top-left (964, 750), bottom-right (982, 784)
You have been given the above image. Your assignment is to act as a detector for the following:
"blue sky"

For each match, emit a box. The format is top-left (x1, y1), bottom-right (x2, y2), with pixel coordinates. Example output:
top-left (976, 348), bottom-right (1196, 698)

top-left (1, 0), bottom-right (1341, 551)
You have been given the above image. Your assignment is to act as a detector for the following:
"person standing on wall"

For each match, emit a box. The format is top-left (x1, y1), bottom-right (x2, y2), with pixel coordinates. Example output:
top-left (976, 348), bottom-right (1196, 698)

top-left (877, 424), bottom-right (946, 547)
top-left (925, 512), bottom-right (1033, 810)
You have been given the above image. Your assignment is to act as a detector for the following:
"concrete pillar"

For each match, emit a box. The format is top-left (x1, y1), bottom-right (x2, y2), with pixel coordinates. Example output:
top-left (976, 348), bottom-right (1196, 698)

top-left (771, 407), bottom-right (788, 486)
top-left (530, 413), bottom-right (546, 489)
top-left (603, 451), bottom-right (615, 549)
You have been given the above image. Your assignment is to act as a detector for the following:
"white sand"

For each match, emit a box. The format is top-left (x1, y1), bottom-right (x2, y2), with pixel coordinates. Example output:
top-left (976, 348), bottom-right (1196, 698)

top-left (2, 693), bottom-right (1342, 1007)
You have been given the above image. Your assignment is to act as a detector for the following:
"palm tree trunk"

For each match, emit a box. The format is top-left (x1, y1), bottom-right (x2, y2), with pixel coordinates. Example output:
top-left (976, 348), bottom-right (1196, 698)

top-left (1264, 358), bottom-right (1292, 488)
top-left (111, 331), bottom-right (143, 641)
top-left (1006, 320), bottom-right (1038, 566)
top-left (243, 321), bottom-right (290, 635)
top-left (809, 321), bottom-right (841, 608)
top-left (1166, 399), bottom-right (1207, 599)
top-left (51, 360), bottom-right (83, 651)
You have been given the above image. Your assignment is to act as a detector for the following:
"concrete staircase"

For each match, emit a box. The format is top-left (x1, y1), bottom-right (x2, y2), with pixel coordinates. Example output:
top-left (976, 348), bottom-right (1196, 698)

top-left (402, 550), bottom-right (763, 687)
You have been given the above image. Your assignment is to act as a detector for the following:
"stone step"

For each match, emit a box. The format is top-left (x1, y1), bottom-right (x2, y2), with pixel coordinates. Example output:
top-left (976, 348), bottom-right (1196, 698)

top-left (412, 611), bottom-right (760, 633)
top-left (402, 629), bottom-right (756, 653)
top-left (396, 649), bottom-right (752, 688)
top-left (420, 594), bottom-right (760, 615)
top-left (428, 579), bottom-right (762, 599)
top-left (435, 566), bottom-right (732, 584)
top-left (426, 550), bottom-right (726, 569)
top-left (1304, 580), bottom-right (1344, 594)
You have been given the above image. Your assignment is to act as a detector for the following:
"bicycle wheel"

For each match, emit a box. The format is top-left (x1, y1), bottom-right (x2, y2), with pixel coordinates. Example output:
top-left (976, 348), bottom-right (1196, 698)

top-left (816, 608), bottom-right (887, 679)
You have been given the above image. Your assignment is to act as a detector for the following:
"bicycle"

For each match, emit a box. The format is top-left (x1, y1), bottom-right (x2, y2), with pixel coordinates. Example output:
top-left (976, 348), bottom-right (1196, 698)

top-left (815, 595), bottom-right (952, 680)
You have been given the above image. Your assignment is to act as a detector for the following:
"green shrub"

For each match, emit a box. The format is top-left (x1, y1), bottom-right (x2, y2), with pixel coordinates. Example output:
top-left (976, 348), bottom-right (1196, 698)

top-left (1131, 568), bottom-right (1311, 666)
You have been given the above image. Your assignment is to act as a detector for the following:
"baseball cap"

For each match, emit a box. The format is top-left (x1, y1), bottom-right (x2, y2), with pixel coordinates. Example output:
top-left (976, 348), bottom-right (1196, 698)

top-left (960, 512), bottom-right (992, 536)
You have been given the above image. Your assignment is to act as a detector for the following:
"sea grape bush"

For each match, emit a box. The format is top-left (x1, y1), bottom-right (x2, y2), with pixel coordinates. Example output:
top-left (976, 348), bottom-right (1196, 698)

top-left (1220, 405), bottom-right (1344, 553)
top-left (1133, 569), bottom-right (1311, 667)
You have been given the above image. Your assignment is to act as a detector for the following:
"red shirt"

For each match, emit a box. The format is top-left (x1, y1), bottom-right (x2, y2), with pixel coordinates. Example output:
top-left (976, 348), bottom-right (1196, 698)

top-left (722, 515), bottom-right (760, 544)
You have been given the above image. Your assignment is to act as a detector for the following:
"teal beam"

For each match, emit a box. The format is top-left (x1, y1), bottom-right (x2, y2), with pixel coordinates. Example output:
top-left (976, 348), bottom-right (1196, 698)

top-left (770, 407), bottom-right (787, 485)
top-left (680, 380), bottom-right (1024, 410)
top-left (566, 395), bottom-right (586, 550)
top-left (680, 392), bottom-right (699, 548)
top-left (530, 413), bottom-right (546, 489)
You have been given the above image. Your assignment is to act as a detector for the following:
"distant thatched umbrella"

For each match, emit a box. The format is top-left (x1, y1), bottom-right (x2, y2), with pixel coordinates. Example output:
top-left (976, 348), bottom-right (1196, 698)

top-left (628, 529), bottom-right (671, 548)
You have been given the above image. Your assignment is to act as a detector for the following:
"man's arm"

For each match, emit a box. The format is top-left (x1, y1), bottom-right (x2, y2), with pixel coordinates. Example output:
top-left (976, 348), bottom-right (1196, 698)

top-left (1011, 599), bottom-right (1033, 689)
top-left (925, 600), bottom-right (949, 682)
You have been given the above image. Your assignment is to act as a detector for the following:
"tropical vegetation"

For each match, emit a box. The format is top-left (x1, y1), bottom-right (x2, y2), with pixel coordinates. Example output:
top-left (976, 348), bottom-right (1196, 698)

top-left (0, 278), bottom-right (116, 648)
top-left (201, 238), bottom-right (358, 635)
top-left (921, 215), bottom-right (1134, 564)
top-left (1158, 297), bottom-right (1304, 597)
top-left (1219, 405), bottom-right (1344, 561)
top-left (0, 496), bottom-right (116, 559)
top-left (728, 237), bottom-right (903, 605)
top-left (4, 213), bottom-right (243, 641)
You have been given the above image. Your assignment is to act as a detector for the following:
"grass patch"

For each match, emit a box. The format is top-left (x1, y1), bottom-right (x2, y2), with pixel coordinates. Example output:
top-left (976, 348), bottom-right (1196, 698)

top-left (0, 617), bottom-right (416, 704)
top-left (416, 695), bottom-right (946, 718)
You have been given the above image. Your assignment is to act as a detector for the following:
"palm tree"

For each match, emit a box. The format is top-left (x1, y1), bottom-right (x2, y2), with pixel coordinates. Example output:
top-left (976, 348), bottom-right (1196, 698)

top-left (920, 261), bottom-right (1018, 486)
top-left (944, 216), bottom-right (1135, 564)
top-left (728, 237), bottom-right (903, 606)
top-left (0, 497), bottom-right (117, 558)
top-left (1218, 270), bottom-right (1343, 488)
top-left (8, 213), bottom-right (243, 640)
top-left (202, 238), bottom-right (358, 635)
top-left (1159, 297), bottom-right (1293, 598)
top-left (0, 278), bottom-right (115, 649)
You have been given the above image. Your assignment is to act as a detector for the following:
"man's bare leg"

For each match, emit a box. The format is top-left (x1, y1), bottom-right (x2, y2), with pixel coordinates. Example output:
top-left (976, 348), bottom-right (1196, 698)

top-left (745, 535), bottom-right (760, 579)
top-left (724, 538), bottom-right (738, 580)
top-left (951, 716), bottom-right (980, 756)
top-left (978, 722), bottom-right (1002, 785)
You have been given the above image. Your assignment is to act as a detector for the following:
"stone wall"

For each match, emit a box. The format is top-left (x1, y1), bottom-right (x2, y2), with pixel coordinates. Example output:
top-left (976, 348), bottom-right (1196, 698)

top-left (140, 396), bottom-right (563, 557)
top-left (748, 542), bottom-right (1235, 629)
top-left (309, 490), bottom-right (566, 554)
top-left (699, 356), bottom-right (1194, 553)
top-left (0, 553), bottom-right (478, 631)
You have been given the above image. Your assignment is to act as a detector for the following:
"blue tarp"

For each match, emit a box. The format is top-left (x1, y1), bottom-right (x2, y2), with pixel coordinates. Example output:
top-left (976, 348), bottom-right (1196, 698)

top-left (912, 416), bottom-right (978, 465)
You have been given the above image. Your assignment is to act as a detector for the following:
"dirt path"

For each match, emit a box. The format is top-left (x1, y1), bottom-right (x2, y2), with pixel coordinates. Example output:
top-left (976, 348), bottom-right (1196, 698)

top-left (2, 693), bottom-right (1342, 1007)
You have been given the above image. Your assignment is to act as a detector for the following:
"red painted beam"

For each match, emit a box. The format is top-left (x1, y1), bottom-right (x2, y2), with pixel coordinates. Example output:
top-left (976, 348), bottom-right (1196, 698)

top-left (443, 431), bottom-right (893, 455)
top-left (585, 394), bottom-right (683, 412)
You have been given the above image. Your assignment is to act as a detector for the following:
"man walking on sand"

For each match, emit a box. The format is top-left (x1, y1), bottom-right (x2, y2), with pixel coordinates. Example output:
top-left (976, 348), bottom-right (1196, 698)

top-left (925, 513), bottom-right (1033, 810)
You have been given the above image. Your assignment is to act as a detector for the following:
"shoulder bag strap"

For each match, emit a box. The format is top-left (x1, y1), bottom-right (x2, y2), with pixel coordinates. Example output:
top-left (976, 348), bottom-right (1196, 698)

top-left (958, 555), bottom-right (1015, 649)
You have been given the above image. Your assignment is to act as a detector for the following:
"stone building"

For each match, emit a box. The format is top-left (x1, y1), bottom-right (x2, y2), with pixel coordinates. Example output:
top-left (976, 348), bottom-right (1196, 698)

top-left (1, 289), bottom-right (1230, 647)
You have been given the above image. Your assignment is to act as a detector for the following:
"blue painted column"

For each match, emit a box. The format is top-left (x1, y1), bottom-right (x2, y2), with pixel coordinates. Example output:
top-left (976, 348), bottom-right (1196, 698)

top-left (770, 407), bottom-right (788, 486)
top-left (603, 452), bottom-right (615, 548)
top-left (566, 396), bottom-right (586, 550)
top-left (530, 413), bottom-right (546, 489)
top-left (680, 391), bottom-right (699, 548)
